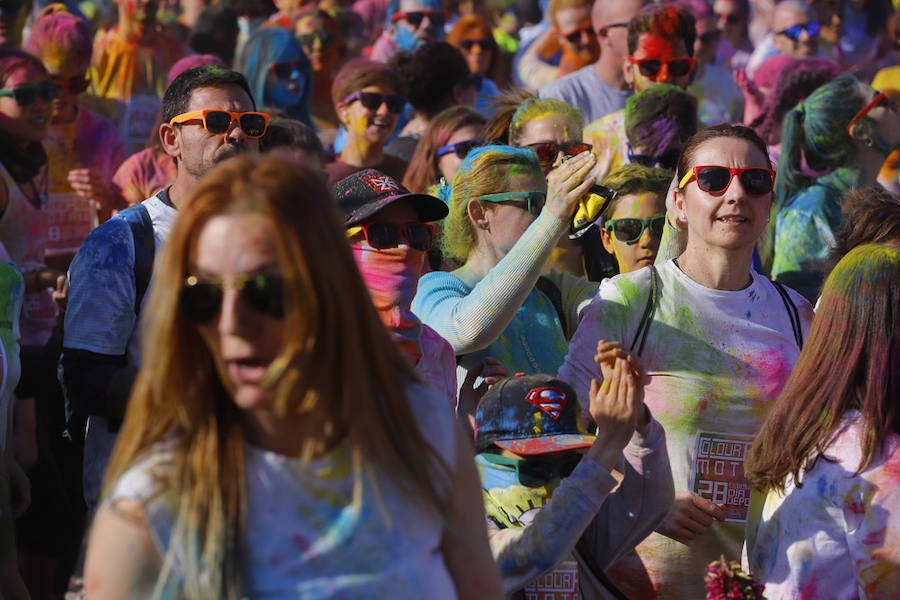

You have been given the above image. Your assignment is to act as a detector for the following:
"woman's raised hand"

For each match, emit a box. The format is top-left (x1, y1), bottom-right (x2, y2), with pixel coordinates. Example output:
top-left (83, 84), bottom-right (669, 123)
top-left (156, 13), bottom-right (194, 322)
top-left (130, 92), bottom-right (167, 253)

top-left (544, 150), bottom-right (597, 221)
top-left (584, 340), bottom-right (648, 469)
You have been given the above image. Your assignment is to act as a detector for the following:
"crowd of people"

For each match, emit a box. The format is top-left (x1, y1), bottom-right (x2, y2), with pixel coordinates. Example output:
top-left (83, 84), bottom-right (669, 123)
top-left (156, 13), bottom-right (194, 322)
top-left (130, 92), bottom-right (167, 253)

top-left (0, 0), bottom-right (898, 597)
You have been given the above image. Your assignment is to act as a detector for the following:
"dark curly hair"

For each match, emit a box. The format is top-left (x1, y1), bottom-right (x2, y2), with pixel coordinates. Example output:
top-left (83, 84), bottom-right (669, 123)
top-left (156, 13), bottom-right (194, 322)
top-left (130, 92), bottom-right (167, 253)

top-left (389, 41), bottom-right (472, 118)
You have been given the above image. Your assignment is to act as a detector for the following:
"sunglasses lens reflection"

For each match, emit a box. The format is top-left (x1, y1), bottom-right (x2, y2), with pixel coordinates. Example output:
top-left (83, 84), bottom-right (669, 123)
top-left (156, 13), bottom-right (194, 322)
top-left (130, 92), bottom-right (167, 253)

top-left (180, 276), bottom-right (284, 323)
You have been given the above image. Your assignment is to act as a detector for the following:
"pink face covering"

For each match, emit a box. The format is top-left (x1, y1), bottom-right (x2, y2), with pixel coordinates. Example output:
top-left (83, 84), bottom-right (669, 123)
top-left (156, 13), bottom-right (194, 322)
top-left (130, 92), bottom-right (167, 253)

top-left (351, 243), bottom-right (426, 363)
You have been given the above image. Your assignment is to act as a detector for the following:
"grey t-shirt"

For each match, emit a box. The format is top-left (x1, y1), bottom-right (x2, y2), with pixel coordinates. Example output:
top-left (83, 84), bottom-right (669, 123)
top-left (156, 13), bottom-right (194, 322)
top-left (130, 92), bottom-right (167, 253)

top-left (540, 65), bottom-right (632, 124)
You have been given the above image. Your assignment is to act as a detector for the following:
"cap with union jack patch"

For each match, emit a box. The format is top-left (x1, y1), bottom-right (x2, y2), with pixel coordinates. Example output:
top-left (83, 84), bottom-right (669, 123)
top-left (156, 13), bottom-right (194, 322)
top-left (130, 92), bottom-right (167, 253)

top-left (333, 168), bottom-right (448, 227)
top-left (474, 374), bottom-right (596, 455)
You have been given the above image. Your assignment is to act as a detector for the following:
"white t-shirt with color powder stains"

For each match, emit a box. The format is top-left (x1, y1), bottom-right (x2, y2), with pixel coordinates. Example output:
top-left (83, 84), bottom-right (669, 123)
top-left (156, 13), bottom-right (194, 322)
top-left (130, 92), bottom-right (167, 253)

top-left (558, 259), bottom-right (813, 599)
top-left (108, 379), bottom-right (459, 598)
top-left (747, 410), bottom-right (900, 599)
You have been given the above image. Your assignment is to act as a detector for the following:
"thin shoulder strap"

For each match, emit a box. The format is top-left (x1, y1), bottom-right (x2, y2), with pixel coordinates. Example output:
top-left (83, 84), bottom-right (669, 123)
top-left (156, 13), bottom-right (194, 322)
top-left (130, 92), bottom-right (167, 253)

top-left (629, 265), bottom-right (659, 357)
top-left (536, 275), bottom-right (568, 339)
top-left (120, 203), bottom-right (155, 315)
top-left (771, 279), bottom-right (803, 349)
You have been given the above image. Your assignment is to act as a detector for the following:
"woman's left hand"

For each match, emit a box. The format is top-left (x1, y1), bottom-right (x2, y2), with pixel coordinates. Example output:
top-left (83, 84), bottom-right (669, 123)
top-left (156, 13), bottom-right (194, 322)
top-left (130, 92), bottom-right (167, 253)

top-left (544, 150), bottom-right (597, 221)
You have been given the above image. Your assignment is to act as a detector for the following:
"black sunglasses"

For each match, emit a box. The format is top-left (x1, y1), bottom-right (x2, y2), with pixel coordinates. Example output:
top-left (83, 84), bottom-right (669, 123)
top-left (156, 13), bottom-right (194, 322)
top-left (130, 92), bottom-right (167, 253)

top-left (605, 216), bottom-right (665, 244)
top-left (715, 12), bottom-right (741, 26)
top-left (777, 21), bottom-right (820, 42)
top-left (0, 81), bottom-right (59, 106)
top-left (349, 222), bottom-right (435, 251)
top-left (561, 24), bottom-right (592, 45)
top-left (697, 30), bottom-right (721, 45)
top-left (179, 274), bottom-right (285, 323)
top-left (436, 139), bottom-right (482, 159)
top-left (460, 37), bottom-right (494, 51)
top-left (679, 165), bottom-right (775, 196)
top-left (526, 141), bottom-right (592, 166)
top-left (627, 56), bottom-right (695, 79)
top-left (478, 191), bottom-right (546, 217)
top-left (391, 9), bottom-right (447, 27)
top-left (480, 452), bottom-right (581, 487)
top-left (297, 30), bottom-right (336, 48)
top-left (340, 90), bottom-right (406, 114)
top-left (269, 60), bottom-right (304, 80)
top-left (627, 145), bottom-right (681, 170)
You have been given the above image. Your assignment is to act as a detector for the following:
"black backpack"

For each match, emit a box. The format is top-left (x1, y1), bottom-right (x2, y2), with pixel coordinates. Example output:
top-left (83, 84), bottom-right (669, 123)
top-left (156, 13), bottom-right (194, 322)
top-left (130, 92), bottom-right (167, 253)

top-left (61, 203), bottom-right (155, 442)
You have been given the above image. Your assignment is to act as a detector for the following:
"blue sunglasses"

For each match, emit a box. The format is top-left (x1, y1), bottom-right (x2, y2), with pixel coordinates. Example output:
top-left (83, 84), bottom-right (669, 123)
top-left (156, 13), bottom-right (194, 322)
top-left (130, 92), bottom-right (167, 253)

top-left (777, 21), bottom-right (820, 42)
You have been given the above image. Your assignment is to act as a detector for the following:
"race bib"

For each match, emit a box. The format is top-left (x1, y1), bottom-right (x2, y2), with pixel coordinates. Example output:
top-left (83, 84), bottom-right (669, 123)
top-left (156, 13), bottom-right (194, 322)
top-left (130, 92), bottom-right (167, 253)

top-left (524, 558), bottom-right (579, 600)
top-left (121, 94), bottom-right (161, 156)
top-left (691, 431), bottom-right (754, 522)
top-left (44, 192), bottom-right (97, 256)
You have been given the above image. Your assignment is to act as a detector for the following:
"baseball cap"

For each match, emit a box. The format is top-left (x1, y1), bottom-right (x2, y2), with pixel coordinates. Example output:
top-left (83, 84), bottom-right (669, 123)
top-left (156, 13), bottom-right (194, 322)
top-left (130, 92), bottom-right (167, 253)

top-left (475, 374), bottom-right (596, 455)
top-left (333, 168), bottom-right (448, 227)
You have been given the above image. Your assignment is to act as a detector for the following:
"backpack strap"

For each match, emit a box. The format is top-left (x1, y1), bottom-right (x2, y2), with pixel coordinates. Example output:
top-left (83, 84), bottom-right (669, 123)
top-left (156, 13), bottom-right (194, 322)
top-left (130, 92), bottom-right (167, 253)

top-left (119, 203), bottom-right (155, 315)
top-left (771, 280), bottom-right (803, 349)
top-left (536, 275), bottom-right (568, 339)
top-left (629, 265), bottom-right (659, 357)
top-left (574, 539), bottom-right (630, 600)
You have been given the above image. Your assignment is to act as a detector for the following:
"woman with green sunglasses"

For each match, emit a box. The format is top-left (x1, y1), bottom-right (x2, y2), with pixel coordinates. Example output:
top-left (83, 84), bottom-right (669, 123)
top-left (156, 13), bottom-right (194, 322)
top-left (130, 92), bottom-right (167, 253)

top-left (412, 144), bottom-right (599, 395)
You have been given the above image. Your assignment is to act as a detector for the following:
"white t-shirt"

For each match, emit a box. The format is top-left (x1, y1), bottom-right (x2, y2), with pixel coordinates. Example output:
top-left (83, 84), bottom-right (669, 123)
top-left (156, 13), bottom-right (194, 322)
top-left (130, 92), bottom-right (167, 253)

top-left (558, 260), bottom-right (813, 598)
top-left (109, 380), bottom-right (459, 598)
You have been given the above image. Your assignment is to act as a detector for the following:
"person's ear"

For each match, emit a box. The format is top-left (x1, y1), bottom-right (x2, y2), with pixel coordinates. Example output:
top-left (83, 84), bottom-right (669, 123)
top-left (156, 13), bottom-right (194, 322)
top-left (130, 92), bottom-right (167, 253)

top-left (672, 187), bottom-right (686, 219)
top-left (848, 117), bottom-right (875, 148)
top-left (159, 122), bottom-right (182, 161)
top-left (468, 199), bottom-right (490, 233)
top-left (336, 104), bottom-right (350, 126)
top-left (599, 224), bottom-right (615, 255)
top-left (623, 56), bottom-right (635, 88)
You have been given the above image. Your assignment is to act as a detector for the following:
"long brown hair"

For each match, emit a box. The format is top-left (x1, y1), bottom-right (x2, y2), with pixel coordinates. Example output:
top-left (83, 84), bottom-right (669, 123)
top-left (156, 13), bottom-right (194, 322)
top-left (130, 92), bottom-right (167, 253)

top-left (745, 244), bottom-right (900, 492)
top-left (103, 155), bottom-right (451, 597)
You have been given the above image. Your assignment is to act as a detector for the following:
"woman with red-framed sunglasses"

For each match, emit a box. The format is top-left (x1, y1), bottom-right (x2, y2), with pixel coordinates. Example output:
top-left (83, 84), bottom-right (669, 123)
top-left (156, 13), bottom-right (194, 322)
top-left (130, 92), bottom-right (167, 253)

top-left (764, 74), bottom-right (900, 303)
top-left (560, 123), bottom-right (814, 600)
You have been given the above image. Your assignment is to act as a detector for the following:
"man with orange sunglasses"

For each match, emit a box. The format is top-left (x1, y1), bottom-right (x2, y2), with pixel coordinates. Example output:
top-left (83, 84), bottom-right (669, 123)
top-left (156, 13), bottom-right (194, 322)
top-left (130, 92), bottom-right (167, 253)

top-left (61, 66), bottom-right (261, 517)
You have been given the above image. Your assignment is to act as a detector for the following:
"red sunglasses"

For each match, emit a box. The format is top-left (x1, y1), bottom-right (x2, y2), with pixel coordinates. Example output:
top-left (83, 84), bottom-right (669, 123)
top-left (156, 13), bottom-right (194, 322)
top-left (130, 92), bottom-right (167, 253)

top-left (846, 91), bottom-right (899, 137)
top-left (526, 141), bottom-right (592, 166)
top-left (679, 165), bottom-right (775, 196)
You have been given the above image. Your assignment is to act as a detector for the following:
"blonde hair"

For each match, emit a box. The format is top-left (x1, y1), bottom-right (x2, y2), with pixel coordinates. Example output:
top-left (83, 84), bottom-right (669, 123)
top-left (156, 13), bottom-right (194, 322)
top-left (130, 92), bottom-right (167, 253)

top-left (103, 155), bottom-right (450, 598)
top-left (508, 98), bottom-right (584, 146)
top-left (442, 145), bottom-right (542, 263)
top-left (548, 0), bottom-right (592, 29)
